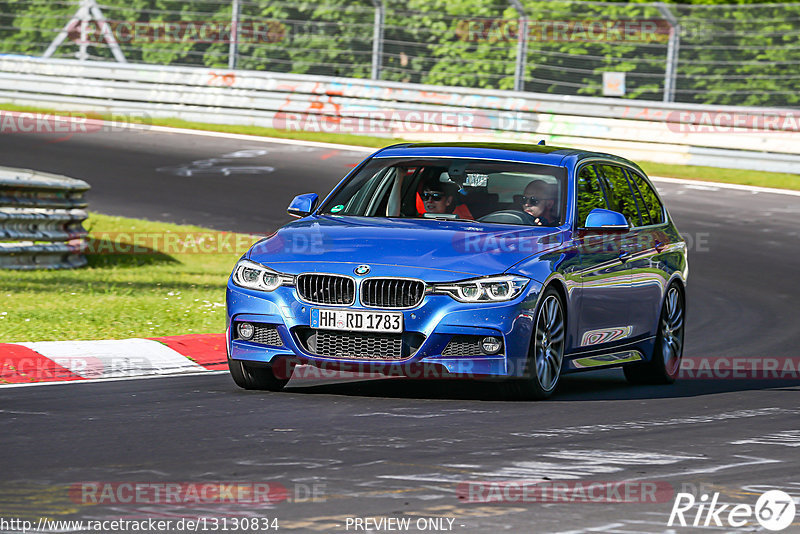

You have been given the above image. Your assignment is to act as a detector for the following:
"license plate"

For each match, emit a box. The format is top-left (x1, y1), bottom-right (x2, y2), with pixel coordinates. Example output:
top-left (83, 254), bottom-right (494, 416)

top-left (310, 308), bottom-right (403, 333)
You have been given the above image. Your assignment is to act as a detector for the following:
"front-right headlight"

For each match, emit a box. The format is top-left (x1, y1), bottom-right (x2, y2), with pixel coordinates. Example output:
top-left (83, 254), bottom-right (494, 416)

top-left (231, 259), bottom-right (294, 292)
top-left (429, 275), bottom-right (529, 303)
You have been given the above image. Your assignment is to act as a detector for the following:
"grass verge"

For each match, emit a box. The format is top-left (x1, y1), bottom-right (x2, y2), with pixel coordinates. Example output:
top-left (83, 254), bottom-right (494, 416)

top-left (2, 103), bottom-right (798, 191)
top-left (640, 161), bottom-right (800, 190)
top-left (0, 213), bottom-right (255, 342)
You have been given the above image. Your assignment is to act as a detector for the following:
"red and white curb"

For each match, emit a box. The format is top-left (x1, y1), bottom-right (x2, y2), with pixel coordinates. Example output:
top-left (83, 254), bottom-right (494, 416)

top-left (0, 334), bottom-right (227, 387)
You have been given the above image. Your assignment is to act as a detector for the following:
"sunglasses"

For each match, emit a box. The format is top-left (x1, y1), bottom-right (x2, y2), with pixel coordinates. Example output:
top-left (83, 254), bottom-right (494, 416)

top-left (520, 195), bottom-right (545, 206)
top-left (422, 191), bottom-right (445, 201)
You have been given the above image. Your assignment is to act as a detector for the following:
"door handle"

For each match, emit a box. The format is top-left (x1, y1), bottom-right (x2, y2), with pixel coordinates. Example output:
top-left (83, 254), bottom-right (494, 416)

top-left (619, 249), bottom-right (630, 262)
top-left (655, 240), bottom-right (665, 252)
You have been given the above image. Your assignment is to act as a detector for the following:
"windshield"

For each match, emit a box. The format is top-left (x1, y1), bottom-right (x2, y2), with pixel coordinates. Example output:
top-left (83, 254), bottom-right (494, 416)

top-left (319, 157), bottom-right (567, 226)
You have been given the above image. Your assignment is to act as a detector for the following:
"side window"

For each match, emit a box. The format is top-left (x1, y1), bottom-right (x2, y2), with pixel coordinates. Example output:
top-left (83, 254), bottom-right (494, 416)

top-left (597, 165), bottom-right (642, 227)
top-left (627, 170), bottom-right (665, 225)
top-left (576, 165), bottom-right (607, 227)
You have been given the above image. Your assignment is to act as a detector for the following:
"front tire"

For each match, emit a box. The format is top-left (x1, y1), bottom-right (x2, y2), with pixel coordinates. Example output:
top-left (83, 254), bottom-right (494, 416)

top-left (228, 356), bottom-right (291, 391)
top-left (503, 287), bottom-right (566, 400)
top-left (624, 283), bottom-right (685, 385)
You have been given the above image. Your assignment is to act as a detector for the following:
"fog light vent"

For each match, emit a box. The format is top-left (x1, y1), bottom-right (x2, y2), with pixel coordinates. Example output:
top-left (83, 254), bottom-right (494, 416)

top-left (481, 336), bottom-right (502, 354)
top-left (237, 322), bottom-right (254, 340)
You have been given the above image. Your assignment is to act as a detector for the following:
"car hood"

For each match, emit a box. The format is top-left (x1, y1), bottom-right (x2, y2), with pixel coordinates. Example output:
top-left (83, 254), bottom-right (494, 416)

top-left (247, 216), bottom-right (563, 281)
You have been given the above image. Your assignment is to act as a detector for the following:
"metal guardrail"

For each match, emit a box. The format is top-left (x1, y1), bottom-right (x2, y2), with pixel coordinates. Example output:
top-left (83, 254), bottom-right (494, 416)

top-left (0, 166), bottom-right (90, 269)
top-left (0, 56), bottom-right (798, 173)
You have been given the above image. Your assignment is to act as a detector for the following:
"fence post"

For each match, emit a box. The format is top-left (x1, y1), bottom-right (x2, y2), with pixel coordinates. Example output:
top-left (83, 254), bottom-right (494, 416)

top-left (78, 0), bottom-right (89, 61)
top-left (229, 0), bottom-right (240, 70)
top-left (509, 0), bottom-right (528, 92)
top-left (370, 0), bottom-right (384, 80)
top-left (657, 3), bottom-right (680, 103)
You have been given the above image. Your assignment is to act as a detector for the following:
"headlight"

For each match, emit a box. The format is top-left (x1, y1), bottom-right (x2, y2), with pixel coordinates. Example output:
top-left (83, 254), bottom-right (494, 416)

top-left (231, 259), bottom-right (294, 292)
top-left (430, 275), bottom-right (529, 303)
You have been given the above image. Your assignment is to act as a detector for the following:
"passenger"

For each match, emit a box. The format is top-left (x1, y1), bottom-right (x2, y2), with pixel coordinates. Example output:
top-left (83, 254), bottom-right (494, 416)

top-left (521, 180), bottom-right (558, 226)
top-left (420, 178), bottom-right (473, 219)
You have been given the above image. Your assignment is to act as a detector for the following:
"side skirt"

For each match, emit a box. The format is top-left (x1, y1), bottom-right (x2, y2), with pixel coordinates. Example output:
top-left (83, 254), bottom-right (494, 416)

top-left (569, 350), bottom-right (643, 370)
top-left (563, 336), bottom-right (656, 373)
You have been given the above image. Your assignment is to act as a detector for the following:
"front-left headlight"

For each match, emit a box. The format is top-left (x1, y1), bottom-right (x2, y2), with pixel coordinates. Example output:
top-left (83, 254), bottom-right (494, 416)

top-left (231, 259), bottom-right (294, 292)
top-left (429, 275), bottom-right (529, 303)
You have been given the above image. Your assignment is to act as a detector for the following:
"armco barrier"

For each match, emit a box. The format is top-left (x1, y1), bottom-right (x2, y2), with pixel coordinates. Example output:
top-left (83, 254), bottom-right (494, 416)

top-left (0, 166), bottom-right (90, 269)
top-left (0, 56), bottom-right (798, 173)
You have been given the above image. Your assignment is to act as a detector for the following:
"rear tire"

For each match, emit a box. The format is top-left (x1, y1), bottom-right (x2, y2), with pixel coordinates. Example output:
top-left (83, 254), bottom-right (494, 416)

top-left (503, 287), bottom-right (566, 400)
top-left (228, 356), bottom-right (291, 391)
top-left (624, 283), bottom-right (685, 385)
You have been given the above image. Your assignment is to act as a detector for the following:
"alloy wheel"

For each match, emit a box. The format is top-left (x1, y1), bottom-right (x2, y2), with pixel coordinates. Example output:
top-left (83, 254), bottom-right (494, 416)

top-left (534, 294), bottom-right (565, 391)
top-left (661, 286), bottom-right (684, 376)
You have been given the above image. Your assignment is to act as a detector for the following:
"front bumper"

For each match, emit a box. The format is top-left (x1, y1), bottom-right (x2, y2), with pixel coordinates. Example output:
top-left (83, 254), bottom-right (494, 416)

top-left (226, 278), bottom-right (542, 379)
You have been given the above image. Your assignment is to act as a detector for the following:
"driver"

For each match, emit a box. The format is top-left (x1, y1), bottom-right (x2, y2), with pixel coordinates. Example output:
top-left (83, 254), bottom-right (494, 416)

top-left (520, 180), bottom-right (557, 226)
top-left (420, 177), bottom-right (473, 219)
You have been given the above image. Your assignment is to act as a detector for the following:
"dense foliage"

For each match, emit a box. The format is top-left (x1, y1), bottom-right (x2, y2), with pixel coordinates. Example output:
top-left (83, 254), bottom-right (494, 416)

top-left (0, 0), bottom-right (796, 107)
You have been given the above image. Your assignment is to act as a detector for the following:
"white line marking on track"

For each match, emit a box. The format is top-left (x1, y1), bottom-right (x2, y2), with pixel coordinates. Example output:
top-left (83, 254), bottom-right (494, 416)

top-left (511, 408), bottom-right (799, 438)
top-left (543, 450), bottom-right (703, 465)
top-left (650, 175), bottom-right (800, 197)
top-left (35, 115), bottom-right (800, 196)
top-left (136, 124), bottom-right (800, 198)
top-left (126, 122), bottom-right (375, 153)
top-left (552, 524), bottom-right (651, 534)
top-left (554, 519), bottom-right (694, 534)
top-left (732, 429), bottom-right (800, 447)
top-left (10, 113), bottom-right (799, 196)
top-left (354, 412), bottom-right (447, 418)
top-left (627, 455), bottom-right (782, 481)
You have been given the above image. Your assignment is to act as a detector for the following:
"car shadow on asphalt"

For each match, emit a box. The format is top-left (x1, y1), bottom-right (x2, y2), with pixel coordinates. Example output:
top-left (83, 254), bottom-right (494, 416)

top-left (281, 369), bottom-right (800, 402)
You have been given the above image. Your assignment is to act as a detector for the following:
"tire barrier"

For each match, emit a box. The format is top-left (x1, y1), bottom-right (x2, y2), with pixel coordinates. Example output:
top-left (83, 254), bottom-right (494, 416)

top-left (0, 166), bottom-right (90, 269)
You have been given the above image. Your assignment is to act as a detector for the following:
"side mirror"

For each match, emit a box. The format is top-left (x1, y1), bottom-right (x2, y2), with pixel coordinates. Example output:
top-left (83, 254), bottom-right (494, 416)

top-left (287, 193), bottom-right (319, 218)
top-left (583, 208), bottom-right (630, 231)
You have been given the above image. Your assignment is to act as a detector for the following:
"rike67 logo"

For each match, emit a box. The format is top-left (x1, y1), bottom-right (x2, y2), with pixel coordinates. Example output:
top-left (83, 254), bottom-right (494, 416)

top-left (668, 490), bottom-right (796, 531)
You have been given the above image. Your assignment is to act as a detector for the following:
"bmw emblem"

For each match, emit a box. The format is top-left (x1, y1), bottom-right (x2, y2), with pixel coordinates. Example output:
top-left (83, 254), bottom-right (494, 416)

top-left (354, 265), bottom-right (371, 276)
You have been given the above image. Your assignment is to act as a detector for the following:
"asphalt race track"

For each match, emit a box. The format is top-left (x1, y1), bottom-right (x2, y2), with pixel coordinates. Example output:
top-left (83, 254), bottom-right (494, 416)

top-left (1, 127), bottom-right (799, 533)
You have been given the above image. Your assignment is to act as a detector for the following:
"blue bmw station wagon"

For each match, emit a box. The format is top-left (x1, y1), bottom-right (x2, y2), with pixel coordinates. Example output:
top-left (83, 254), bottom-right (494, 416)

top-left (226, 142), bottom-right (687, 399)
